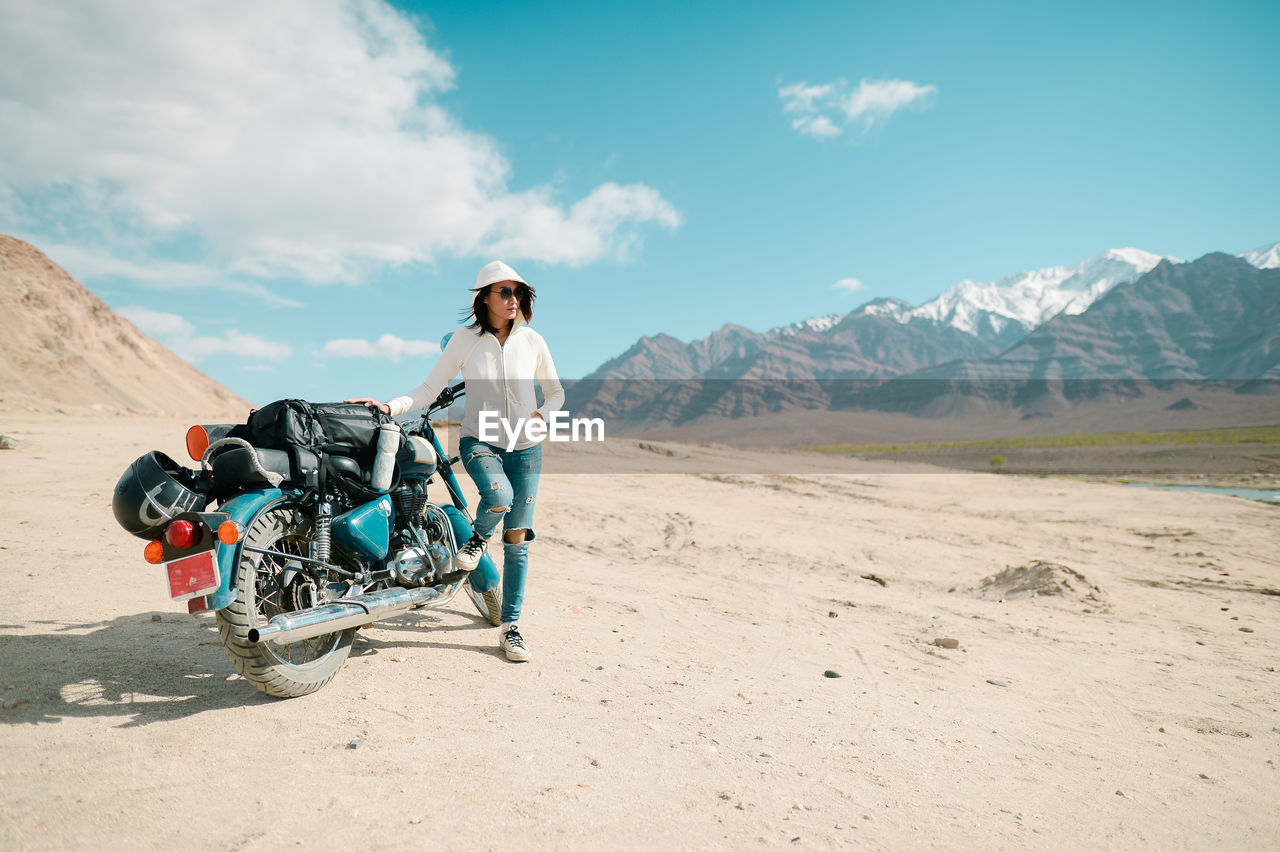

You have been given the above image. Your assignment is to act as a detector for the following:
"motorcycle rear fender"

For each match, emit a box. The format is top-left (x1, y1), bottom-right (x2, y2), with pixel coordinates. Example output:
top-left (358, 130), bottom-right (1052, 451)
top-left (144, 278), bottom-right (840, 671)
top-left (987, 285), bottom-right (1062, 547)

top-left (205, 488), bottom-right (288, 611)
top-left (438, 504), bottom-right (500, 594)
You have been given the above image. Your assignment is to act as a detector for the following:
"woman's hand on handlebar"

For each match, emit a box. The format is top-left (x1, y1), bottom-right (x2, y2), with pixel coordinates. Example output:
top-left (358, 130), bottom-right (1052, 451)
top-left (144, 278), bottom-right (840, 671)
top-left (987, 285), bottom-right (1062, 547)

top-left (346, 397), bottom-right (391, 415)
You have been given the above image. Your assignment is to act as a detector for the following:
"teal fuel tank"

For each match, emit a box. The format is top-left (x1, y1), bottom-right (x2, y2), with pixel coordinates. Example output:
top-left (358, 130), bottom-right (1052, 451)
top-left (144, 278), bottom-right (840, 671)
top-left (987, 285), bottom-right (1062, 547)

top-left (332, 495), bottom-right (392, 561)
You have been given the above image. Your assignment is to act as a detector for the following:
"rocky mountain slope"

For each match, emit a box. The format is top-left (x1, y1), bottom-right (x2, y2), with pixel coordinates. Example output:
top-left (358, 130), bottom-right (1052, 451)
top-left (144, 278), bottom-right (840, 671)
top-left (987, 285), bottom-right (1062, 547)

top-left (0, 234), bottom-right (251, 416)
top-left (586, 312), bottom-right (998, 383)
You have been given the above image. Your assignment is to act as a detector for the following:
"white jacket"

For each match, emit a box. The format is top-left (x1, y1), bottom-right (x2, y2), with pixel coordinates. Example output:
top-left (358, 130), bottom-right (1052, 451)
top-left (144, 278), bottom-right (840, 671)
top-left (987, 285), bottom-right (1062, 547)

top-left (388, 317), bottom-right (565, 451)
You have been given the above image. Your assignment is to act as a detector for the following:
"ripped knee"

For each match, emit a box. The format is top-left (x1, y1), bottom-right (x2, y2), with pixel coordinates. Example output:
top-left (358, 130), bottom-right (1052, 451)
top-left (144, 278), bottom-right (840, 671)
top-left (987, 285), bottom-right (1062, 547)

top-left (503, 528), bottom-right (531, 544)
top-left (481, 480), bottom-right (513, 511)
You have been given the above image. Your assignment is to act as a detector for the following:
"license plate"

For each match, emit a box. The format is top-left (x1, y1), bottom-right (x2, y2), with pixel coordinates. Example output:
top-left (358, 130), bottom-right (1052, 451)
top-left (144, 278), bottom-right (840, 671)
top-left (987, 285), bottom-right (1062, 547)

top-left (165, 550), bottom-right (220, 601)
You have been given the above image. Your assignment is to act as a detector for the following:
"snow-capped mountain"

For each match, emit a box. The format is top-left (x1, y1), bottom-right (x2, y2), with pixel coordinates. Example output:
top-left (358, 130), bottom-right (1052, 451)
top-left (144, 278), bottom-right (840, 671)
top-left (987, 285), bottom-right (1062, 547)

top-left (768, 312), bottom-right (846, 337)
top-left (917, 252), bottom-right (1280, 382)
top-left (845, 242), bottom-right (1277, 345)
top-left (862, 248), bottom-right (1170, 345)
top-left (1237, 239), bottom-right (1280, 269)
top-left (767, 243), bottom-right (1279, 346)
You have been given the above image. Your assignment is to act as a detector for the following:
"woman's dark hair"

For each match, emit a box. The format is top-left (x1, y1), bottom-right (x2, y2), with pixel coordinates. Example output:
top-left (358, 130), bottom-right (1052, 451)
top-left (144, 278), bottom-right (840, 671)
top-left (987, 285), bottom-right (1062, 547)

top-left (465, 281), bottom-right (535, 335)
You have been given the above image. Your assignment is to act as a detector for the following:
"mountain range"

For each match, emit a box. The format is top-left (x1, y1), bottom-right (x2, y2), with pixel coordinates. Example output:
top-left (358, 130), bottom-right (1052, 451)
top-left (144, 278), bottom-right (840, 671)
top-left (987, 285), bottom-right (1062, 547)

top-left (569, 242), bottom-right (1280, 427)
top-left (918, 253), bottom-right (1280, 381)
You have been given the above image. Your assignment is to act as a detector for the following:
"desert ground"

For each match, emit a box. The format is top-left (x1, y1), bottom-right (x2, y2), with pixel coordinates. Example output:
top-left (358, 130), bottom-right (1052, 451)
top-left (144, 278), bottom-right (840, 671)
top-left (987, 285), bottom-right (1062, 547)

top-left (1, 408), bottom-right (1277, 850)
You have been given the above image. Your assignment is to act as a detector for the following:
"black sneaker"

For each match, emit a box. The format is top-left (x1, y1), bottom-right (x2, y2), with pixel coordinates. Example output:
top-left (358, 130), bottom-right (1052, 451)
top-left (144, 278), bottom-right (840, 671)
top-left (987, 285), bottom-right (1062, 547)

top-left (453, 532), bottom-right (487, 572)
top-left (500, 623), bottom-right (531, 662)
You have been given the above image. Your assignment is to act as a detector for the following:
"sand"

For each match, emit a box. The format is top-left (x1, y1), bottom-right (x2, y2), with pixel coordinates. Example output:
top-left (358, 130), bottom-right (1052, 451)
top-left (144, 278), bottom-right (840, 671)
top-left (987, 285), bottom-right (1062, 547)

top-left (1, 410), bottom-right (1277, 850)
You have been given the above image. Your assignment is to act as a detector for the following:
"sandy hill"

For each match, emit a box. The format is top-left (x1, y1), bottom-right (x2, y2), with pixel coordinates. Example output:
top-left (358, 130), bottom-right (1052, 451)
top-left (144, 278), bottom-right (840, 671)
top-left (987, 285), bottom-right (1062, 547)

top-left (0, 234), bottom-right (250, 418)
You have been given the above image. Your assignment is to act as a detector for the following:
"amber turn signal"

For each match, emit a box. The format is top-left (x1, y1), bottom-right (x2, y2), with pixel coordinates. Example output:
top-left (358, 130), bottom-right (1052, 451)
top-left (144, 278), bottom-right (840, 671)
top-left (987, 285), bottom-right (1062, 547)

top-left (217, 520), bottom-right (242, 545)
top-left (185, 425), bottom-right (210, 462)
top-left (143, 540), bottom-right (165, 564)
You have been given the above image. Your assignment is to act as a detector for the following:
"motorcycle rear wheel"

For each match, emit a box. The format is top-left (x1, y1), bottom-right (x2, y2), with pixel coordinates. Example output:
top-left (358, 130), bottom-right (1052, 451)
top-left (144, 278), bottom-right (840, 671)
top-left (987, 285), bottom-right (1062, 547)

top-left (467, 577), bottom-right (503, 626)
top-left (216, 504), bottom-right (355, 698)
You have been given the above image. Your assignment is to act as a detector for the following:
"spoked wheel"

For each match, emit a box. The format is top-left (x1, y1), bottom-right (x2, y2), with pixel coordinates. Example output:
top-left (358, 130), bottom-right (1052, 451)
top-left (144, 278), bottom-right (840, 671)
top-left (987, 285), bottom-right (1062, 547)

top-left (467, 576), bottom-right (503, 626)
top-left (216, 504), bottom-right (355, 698)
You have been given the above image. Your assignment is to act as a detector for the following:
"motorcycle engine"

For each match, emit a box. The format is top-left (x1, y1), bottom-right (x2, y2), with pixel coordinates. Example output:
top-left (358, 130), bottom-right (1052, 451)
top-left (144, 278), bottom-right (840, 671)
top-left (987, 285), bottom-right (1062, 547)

top-left (389, 500), bottom-right (452, 587)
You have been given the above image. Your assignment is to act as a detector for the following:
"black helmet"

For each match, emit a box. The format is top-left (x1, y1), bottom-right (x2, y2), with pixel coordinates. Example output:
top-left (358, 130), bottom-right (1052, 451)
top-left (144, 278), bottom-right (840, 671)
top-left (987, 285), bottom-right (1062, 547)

top-left (112, 451), bottom-right (209, 539)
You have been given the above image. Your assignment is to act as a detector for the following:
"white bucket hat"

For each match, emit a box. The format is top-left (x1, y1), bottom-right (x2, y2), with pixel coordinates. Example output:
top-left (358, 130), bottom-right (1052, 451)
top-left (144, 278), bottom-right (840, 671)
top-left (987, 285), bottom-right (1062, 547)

top-left (474, 260), bottom-right (528, 290)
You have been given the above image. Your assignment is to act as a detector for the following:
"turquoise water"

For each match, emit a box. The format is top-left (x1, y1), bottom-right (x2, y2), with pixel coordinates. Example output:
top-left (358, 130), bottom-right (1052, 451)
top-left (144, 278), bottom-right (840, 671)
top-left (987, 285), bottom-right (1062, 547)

top-left (1124, 483), bottom-right (1280, 503)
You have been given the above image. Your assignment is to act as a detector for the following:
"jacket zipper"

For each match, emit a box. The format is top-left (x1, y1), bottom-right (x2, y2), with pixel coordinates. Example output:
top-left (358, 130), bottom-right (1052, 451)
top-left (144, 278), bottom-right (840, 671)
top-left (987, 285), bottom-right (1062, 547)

top-left (498, 332), bottom-right (511, 437)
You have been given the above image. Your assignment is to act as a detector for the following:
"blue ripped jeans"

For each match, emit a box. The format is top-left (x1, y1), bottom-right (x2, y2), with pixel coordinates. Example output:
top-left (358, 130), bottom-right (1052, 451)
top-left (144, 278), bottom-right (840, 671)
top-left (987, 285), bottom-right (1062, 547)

top-left (459, 436), bottom-right (542, 625)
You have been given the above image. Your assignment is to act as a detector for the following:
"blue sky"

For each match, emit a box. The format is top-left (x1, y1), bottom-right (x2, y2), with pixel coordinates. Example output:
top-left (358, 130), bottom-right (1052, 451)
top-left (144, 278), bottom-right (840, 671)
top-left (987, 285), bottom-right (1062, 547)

top-left (2, 0), bottom-right (1277, 405)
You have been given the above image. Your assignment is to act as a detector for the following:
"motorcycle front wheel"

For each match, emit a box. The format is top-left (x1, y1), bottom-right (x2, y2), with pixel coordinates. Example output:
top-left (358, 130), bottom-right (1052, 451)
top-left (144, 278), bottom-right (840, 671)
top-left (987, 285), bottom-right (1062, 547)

top-left (216, 503), bottom-right (355, 698)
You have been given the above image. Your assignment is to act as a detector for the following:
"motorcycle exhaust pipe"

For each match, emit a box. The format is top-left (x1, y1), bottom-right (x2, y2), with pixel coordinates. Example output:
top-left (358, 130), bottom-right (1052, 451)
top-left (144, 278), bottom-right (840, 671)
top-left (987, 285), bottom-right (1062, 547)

top-left (247, 575), bottom-right (468, 645)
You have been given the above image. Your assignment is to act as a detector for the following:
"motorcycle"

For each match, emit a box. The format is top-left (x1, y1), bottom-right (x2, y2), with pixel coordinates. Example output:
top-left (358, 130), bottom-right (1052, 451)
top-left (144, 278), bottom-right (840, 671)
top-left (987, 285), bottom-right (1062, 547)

top-left (111, 383), bottom-right (503, 698)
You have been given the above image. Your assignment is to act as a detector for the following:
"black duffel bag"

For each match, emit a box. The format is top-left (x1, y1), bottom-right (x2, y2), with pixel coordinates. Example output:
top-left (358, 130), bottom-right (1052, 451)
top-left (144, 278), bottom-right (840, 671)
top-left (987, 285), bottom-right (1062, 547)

top-left (228, 399), bottom-right (393, 457)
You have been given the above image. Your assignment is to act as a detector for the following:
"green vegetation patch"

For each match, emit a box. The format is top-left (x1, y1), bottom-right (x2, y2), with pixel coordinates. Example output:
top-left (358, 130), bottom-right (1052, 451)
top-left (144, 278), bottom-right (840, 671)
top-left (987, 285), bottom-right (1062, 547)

top-left (803, 424), bottom-right (1280, 455)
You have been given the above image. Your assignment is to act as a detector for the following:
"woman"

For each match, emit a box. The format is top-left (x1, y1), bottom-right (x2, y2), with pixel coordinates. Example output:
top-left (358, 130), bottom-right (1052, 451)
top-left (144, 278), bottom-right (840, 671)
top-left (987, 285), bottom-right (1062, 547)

top-left (348, 260), bottom-right (564, 662)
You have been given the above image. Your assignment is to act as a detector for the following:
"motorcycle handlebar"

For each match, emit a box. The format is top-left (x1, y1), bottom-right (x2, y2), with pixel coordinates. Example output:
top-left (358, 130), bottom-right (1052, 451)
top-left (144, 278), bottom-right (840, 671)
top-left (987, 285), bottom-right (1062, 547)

top-left (429, 381), bottom-right (465, 413)
top-left (402, 382), bottom-right (464, 448)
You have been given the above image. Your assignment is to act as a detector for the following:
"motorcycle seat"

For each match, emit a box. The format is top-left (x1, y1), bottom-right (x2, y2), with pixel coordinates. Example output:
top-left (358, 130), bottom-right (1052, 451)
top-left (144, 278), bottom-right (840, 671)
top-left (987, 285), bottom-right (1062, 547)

top-left (211, 445), bottom-right (295, 492)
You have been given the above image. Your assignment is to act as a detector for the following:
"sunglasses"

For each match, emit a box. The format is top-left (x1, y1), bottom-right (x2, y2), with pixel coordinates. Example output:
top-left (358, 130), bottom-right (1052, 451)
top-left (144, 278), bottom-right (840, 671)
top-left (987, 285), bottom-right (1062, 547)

top-left (490, 285), bottom-right (525, 300)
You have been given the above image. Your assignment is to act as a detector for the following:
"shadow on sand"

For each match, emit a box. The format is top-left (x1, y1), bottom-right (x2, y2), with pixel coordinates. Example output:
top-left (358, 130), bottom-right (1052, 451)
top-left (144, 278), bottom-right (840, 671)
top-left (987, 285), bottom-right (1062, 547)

top-left (0, 606), bottom-right (496, 728)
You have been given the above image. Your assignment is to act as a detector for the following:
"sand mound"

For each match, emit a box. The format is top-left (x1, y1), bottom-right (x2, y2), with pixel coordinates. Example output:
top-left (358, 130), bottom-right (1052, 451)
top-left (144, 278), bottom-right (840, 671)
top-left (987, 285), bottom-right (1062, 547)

top-left (0, 234), bottom-right (250, 417)
top-left (974, 560), bottom-right (1108, 607)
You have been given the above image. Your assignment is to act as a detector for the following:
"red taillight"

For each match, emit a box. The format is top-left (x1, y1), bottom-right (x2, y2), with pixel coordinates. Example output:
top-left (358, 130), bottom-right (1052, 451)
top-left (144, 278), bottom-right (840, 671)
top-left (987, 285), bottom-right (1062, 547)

top-left (165, 519), bottom-right (199, 549)
top-left (143, 540), bottom-right (165, 564)
top-left (186, 425), bottom-right (210, 462)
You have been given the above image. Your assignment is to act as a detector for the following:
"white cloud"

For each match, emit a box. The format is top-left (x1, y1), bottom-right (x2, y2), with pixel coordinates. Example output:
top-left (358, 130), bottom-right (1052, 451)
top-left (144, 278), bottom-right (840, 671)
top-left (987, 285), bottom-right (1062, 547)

top-left (484, 183), bottom-right (682, 264)
top-left (779, 77), bottom-right (936, 138)
top-left (792, 115), bottom-right (841, 139)
top-left (832, 277), bottom-right (865, 293)
top-left (843, 79), bottom-right (937, 126)
top-left (40, 244), bottom-right (217, 288)
top-left (117, 301), bottom-right (292, 365)
top-left (779, 82), bottom-right (836, 113)
top-left (321, 334), bottom-right (440, 360)
top-left (117, 306), bottom-right (195, 338)
top-left (177, 331), bottom-right (293, 362)
top-left (34, 240), bottom-right (305, 307)
top-left (0, 0), bottom-right (680, 282)
top-left (117, 302), bottom-right (293, 361)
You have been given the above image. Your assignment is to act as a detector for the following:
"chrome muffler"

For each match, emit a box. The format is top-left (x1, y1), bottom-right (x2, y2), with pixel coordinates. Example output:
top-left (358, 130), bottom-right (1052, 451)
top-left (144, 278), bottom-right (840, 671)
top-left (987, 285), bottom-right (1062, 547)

top-left (247, 577), bottom-right (467, 645)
